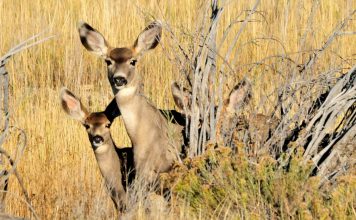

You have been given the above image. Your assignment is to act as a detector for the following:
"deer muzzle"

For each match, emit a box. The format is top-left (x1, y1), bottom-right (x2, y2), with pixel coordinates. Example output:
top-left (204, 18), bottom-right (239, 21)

top-left (113, 76), bottom-right (127, 87)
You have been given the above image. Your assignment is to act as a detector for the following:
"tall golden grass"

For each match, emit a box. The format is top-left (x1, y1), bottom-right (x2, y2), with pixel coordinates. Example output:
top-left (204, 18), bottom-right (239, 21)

top-left (0, 0), bottom-right (355, 219)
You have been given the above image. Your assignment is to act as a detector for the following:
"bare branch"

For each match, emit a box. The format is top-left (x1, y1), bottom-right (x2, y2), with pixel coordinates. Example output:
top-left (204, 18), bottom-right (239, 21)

top-left (0, 32), bottom-right (52, 220)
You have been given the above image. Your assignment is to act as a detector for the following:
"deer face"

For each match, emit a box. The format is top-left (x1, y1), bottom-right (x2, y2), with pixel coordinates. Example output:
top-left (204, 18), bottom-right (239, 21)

top-left (78, 21), bottom-right (162, 95)
top-left (60, 88), bottom-right (114, 150)
top-left (84, 112), bottom-right (112, 149)
top-left (105, 48), bottom-right (136, 92)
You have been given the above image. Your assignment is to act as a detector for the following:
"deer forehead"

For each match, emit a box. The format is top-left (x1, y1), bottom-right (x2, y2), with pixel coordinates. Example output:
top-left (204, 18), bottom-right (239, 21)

top-left (85, 112), bottom-right (110, 125)
top-left (109, 47), bottom-right (134, 63)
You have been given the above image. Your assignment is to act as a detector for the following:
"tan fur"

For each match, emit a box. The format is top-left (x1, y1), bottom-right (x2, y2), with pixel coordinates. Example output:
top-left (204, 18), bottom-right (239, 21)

top-left (171, 80), bottom-right (279, 156)
top-left (216, 104), bottom-right (279, 155)
top-left (117, 89), bottom-right (182, 183)
top-left (216, 104), bottom-right (248, 149)
top-left (78, 21), bottom-right (182, 184)
top-left (60, 88), bottom-right (126, 212)
top-left (93, 136), bottom-right (126, 211)
top-left (215, 84), bottom-right (279, 156)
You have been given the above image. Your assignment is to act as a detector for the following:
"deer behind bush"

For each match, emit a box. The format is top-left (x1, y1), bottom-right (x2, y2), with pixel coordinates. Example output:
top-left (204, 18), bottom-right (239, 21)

top-left (171, 80), bottom-right (279, 155)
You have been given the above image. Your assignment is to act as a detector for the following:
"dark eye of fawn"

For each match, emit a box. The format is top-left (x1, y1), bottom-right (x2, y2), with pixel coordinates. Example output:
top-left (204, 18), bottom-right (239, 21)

top-left (105, 123), bottom-right (111, 128)
top-left (130, 59), bottom-right (137, 66)
top-left (84, 124), bottom-right (90, 129)
top-left (105, 60), bottom-right (112, 65)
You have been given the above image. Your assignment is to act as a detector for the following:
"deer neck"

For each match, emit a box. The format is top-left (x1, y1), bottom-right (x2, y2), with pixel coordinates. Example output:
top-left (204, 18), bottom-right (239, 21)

top-left (114, 77), bottom-right (148, 142)
top-left (93, 137), bottom-right (122, 186)
top-left (114, 78), bottom-right (182, 173)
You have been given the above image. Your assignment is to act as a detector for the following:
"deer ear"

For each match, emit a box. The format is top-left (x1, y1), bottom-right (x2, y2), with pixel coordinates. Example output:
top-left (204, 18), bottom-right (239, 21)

top-left (78, 21), bottom-right (109, 58)
top-left (171, 82), bottom-right (191, 113)
top-left (104, 98), bottom-right (121, 123)
top-left (60, 88), bottom-right (88, 123)
top-left (227, 79), bottom-right (252, 112)
top-left (133, 21), bottom-right (162, 56)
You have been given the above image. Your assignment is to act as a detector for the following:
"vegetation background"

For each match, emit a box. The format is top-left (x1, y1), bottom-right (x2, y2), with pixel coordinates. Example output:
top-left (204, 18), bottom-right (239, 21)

top-left (0, 0), bottom-right (355, 219)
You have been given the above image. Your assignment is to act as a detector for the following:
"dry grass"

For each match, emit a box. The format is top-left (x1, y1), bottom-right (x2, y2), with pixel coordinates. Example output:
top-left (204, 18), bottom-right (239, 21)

top-left (0, 0), bottom-right (355, 219)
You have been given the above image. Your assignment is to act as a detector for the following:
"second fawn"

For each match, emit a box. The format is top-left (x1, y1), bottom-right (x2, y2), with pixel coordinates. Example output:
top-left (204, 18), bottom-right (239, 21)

top-left (171, 80), bottom-right (279, 155)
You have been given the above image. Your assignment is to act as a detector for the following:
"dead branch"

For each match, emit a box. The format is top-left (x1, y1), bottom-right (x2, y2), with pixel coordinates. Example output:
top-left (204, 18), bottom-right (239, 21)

top-left (299, 65), bottom-right (355, 183)
top-left (0, 32), bottom-right (53, 220)
top-left (264, 9), bottom-right (355, 158)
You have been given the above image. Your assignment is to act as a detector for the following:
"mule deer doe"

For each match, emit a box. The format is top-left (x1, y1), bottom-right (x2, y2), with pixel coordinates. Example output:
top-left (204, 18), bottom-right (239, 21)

top-left (171, 80), bottom-right (279, 155)
top-left (78, 21), bottom-right (183, 184)
top-left (60, 88), bottom-right (134, 212)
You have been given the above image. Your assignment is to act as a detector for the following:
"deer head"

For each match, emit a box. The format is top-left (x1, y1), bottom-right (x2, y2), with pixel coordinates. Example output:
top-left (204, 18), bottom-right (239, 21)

top-left (78, 21), bottom-right (162, 95)
top-left (60, 88), bottom-right (116, 150)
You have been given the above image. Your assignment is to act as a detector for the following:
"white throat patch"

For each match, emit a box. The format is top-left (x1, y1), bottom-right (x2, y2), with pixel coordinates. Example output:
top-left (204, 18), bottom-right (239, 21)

top-left (94, 143), bottom-right (110, 154)
top-left (117, 86), bottom-right (137, 98)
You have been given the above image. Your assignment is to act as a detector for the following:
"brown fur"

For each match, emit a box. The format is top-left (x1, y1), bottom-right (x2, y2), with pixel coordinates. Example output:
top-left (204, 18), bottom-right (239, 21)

top-left (60, 88), bottom-right (129, 212)
top-left (78, 21), bottom-right (182, 184)
top-left (216, 104), bottom-right (279, 156)
top-left (109, 48), bottom-right (134, 63)
top-left (216, 83), bottom-right (279, 156)
top-left (85, 112), bottom-right (110, 127)
top-left (171, 80), bottom-right (279, 156)
top-left (116, 92), bottom-right (182, 183)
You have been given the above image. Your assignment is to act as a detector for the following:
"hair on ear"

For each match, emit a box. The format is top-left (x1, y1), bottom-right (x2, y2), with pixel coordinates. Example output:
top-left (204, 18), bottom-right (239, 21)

top-left (60, 87), bottom-right (88, 123)
top-left (133, 21), bottom-right (162, 56)
top-left (171, 82), bottom-right (192, 112)
top-left (227, 79), bottom-right (252, 112)
top-left (77, 21), bottom-right (109, 58)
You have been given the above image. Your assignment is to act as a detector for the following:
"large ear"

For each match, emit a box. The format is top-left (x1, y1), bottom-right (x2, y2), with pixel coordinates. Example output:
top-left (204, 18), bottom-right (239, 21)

top-left (60, 88), bottom-right (89, 123)
top-left (171, 82), bottom-right (191, 113)
top-left (104, 98), bottom-right (121, 123)
top-left (133, 21), bottom-right (162, 56)
top-left (227, 79), bottom-right (252, 113)
top-left (77, 21), bottom-right (109, 58)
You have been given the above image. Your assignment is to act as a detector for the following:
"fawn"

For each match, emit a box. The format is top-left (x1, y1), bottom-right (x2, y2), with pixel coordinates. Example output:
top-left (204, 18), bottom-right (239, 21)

top-left (60, 88), bottom-right (134, 212)
top-left (171, 80), bottom-right (279, 155)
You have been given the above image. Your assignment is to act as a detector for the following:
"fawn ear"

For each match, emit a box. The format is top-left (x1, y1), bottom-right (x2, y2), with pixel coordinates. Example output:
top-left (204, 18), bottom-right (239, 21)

top-left (78, 21), bottom-right (109, 58)
top-left (104, 98), bottom-right (121, 123)
top-left (133, 21), bottom-right (162, 57)
top-left (60, 88), bottom-right (88, 123)
top-left (227, 79), bottom-right (252, 112)
top-left (171, 82), bottom-right (191, 113)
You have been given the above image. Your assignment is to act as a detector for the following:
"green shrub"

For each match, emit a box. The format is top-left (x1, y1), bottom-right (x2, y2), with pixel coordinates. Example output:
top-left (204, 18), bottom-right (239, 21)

top-left (162, 146), bottom-right (356, 219)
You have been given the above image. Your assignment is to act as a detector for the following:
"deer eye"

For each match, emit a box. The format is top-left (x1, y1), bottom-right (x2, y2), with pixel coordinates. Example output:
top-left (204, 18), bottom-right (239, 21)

top-left (83, 124), bottom-right (90, 129)
top-left (105, 123), bottom-right (111, 128)
top-left (130, 59), bottom-right (137, 66)
top-left (105, 60), bottom-right (112, 66)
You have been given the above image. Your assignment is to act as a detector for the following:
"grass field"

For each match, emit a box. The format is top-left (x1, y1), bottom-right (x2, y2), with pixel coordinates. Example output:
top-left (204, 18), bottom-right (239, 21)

top-left (0, 0), bottom-right (355, 219)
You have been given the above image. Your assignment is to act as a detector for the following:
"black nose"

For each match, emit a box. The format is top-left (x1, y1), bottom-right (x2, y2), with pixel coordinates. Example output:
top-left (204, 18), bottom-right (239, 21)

top-left (92, 136), bottom-right (104, 145)
top-left (113, 76), bottom-right (127, 87)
